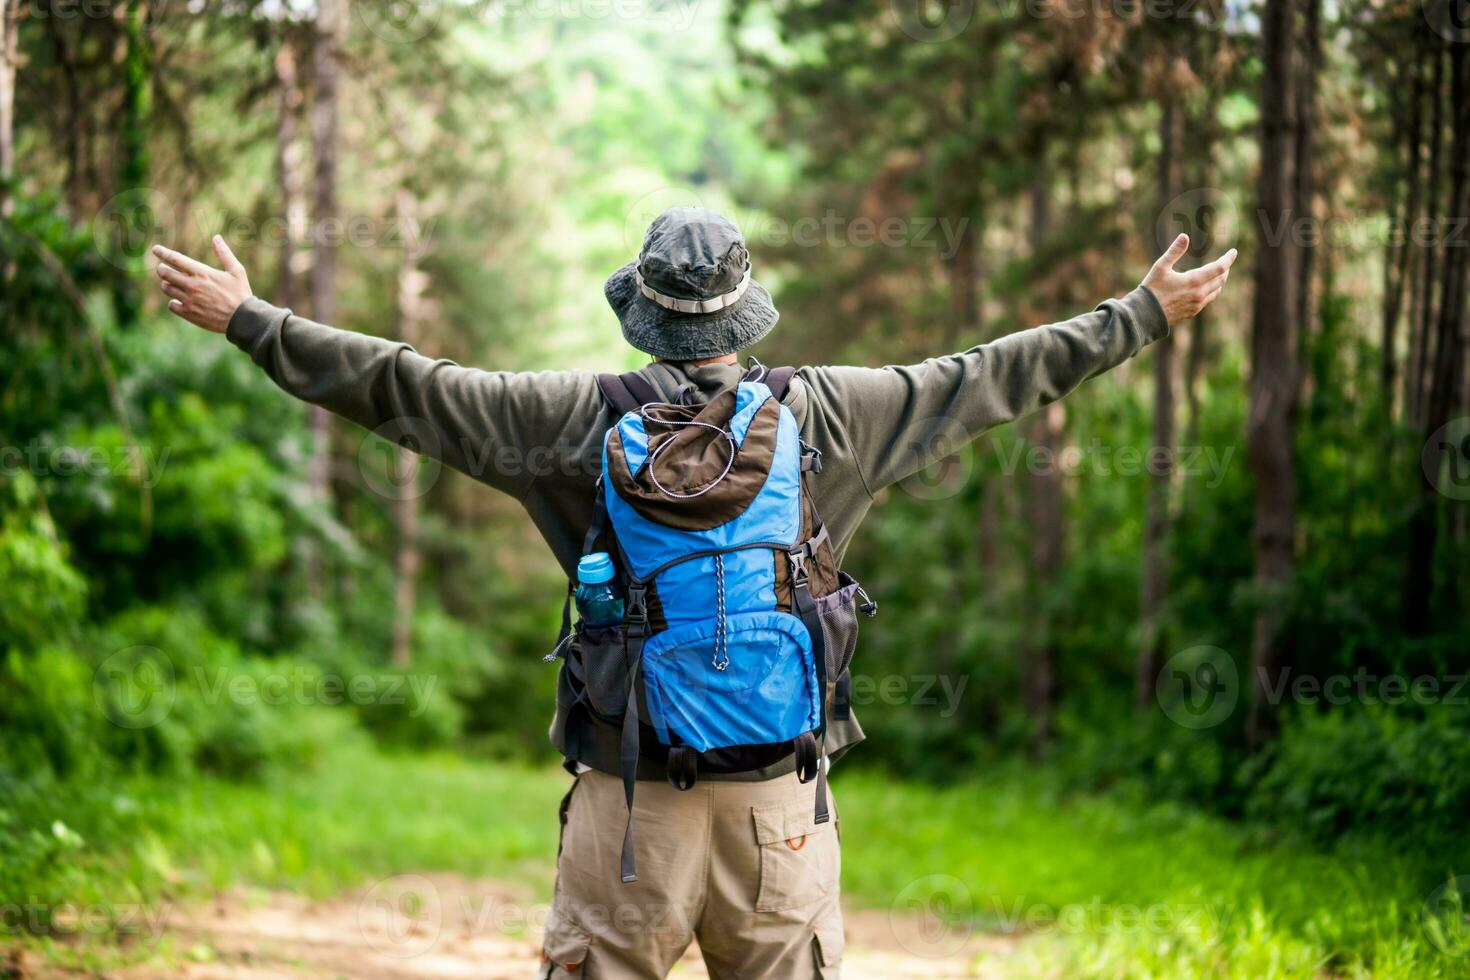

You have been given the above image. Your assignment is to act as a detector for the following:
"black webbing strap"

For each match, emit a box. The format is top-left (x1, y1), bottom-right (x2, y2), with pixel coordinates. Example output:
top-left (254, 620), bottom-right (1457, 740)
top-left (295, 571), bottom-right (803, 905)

top-left (833, 670), bottom-right (852, 721)
top-left (596, 373), bottom-right (639, 416)
top-left (596, 371), bottom-right (662, 416)
top-left (765, 366), bottom-right (796, 402)
top-left (790, 558), bottom-right (831, 826)
top-left (792, 731), bottom-right (830, 824)
top-left (794, 731), bottom-right (819, 782)
top-left (667, 746), bottom-right (698, 790)
top-left (619, 629), bottom-right (645, 883)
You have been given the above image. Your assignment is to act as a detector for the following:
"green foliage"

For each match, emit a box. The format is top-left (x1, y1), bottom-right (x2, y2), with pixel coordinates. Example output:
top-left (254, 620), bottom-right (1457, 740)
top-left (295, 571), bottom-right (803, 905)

top-left (1245, 708), bottom-right (1470, 853)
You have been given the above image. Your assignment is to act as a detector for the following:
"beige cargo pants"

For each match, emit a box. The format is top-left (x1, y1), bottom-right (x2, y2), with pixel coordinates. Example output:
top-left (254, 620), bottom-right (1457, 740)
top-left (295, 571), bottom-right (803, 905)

top-left (538, 767), bottom-right (844, 978)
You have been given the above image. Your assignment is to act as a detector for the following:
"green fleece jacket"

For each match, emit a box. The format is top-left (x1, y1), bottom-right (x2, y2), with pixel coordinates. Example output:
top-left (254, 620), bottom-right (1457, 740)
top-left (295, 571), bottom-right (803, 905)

top-left (225, 284), bottom-right (1168, 779)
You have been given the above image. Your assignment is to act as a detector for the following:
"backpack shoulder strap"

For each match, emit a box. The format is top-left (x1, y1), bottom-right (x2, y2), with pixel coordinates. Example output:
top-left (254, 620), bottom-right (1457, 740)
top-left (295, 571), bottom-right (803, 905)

top-left (596, 371), bottom-right (660, 416)
top-left (742, 364), bottom-right (797, 402)
top-left (764, 366), bottom-right (796, 402)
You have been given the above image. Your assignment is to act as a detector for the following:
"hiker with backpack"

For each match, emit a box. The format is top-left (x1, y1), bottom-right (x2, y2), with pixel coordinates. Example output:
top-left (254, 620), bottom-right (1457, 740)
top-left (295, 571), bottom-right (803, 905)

top-left (152, 208), bottom-right (1234, 978)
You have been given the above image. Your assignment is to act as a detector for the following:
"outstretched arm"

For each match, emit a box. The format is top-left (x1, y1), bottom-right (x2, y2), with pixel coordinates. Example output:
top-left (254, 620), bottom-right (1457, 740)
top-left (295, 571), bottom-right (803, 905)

top-left (800, 234), bottom-right (1237, 495)
top-left (152, 237), bottom-right (601, 499)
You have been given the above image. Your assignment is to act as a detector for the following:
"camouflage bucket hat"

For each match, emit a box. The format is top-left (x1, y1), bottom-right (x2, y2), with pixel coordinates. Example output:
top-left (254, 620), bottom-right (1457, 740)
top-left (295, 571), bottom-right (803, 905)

top-left (604, 207), bottom-right (779, 361)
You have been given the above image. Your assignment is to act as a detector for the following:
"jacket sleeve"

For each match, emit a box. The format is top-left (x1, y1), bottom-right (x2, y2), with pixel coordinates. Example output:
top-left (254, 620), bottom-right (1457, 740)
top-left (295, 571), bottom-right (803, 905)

top-left (225, 298), bottom-right (603, 499)
top-left (799, 285), bottom-right (1169, 495)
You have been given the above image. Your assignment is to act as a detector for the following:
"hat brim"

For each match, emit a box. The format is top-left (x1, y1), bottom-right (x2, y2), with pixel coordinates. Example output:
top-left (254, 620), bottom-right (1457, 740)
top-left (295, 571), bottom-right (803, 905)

top-left (604, 261), bottom-right (779, 360)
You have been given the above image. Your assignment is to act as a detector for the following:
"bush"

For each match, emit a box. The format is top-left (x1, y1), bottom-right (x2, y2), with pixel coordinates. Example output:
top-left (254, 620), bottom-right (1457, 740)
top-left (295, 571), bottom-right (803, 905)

top-left (1245, 707), bottom-right (1470, 848)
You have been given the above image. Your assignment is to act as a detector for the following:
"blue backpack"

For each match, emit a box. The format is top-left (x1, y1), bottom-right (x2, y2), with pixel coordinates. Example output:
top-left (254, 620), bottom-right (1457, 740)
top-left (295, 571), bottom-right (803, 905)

top-left (553, 365), bottom-right (874, 882)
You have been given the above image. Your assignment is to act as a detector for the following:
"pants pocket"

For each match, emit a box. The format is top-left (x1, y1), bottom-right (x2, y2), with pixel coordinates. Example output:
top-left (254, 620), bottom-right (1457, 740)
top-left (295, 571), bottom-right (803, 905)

top-left (813, 914), bottom-right (845, 978)
top-left (751, 797), bottom-right (840, 912)
top-left (539, 910), bottom-right (591, 978)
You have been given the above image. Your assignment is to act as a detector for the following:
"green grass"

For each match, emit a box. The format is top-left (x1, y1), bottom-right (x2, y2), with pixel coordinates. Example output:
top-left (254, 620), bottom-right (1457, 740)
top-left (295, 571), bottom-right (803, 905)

top-left (5, 748), bottom-right (1467, 978)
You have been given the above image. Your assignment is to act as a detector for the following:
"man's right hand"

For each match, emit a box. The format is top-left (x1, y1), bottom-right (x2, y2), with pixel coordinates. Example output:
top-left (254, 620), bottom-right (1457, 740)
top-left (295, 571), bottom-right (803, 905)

top-left (151, 236), bottom-right (254, 334)
top-left (1141, 234), bottom-right (1237, 327)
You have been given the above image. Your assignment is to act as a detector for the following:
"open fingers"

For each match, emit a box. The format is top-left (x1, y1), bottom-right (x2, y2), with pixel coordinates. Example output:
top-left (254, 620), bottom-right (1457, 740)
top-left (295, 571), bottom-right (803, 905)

top-left (212, 235), bottom-right (245, 275)
top-left (156, 262), bottom-right (190, 286)
top-left (1181, 249), bottom-right (1238, 287)
top-left (151, 244), bottom-right (212, 277)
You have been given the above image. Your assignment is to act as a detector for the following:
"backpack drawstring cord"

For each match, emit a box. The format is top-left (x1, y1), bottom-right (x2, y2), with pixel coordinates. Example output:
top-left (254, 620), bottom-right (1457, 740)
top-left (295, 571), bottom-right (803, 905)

top-left (639, 406), bottom-right (737, 500)
top-left (713, 553), bottom-right (729, 671)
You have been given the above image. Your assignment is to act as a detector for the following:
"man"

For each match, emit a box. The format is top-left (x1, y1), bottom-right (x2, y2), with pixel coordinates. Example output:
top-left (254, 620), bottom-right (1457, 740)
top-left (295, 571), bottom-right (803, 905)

top-left (152, 208), bottom-right (1233, 978)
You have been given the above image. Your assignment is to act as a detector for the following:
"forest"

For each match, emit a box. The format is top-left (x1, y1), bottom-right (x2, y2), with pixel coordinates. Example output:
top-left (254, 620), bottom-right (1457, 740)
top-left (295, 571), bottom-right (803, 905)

top-left (2, 0), bottom-right (1469, 975)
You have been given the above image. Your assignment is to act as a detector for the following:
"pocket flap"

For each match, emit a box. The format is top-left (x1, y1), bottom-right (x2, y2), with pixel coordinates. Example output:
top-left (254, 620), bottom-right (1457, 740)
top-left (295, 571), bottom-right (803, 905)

top-left (814, 919), bottom-right (845, 967)
top-left (752, 798), bottom-right (830, 846)
top-left (541, 913), bottom-right (591, 970)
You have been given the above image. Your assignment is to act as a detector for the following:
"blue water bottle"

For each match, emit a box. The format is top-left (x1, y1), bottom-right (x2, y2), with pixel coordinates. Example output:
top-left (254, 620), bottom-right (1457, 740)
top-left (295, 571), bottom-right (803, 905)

top-left (575, 553), bottom-right (625, 627)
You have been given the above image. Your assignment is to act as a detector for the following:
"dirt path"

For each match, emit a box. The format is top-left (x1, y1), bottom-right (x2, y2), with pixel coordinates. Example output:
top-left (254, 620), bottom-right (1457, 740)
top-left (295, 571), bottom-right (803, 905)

top-left (16, 873), bottom-right (1027, 979)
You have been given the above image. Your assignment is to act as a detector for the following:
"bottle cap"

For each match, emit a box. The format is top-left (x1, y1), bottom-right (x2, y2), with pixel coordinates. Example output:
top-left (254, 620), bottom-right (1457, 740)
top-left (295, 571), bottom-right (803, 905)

top-left (577, 552), bottom-right (616, 584)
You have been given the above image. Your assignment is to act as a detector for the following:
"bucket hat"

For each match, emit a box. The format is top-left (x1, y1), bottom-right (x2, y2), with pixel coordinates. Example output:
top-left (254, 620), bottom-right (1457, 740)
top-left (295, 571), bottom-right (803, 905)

top-left (604, 207), bottom-right (779, 360)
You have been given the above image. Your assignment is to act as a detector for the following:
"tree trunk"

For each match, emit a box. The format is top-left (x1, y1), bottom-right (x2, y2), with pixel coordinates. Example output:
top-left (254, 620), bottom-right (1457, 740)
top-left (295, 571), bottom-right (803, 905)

top-left (113, 0), bottom-right (151, 327)
top-left (0, 0), bottom-right (19, 219)
top-left (274, 32), bottom-right (307, 311)
top-left (1022, 176), bottom-right (1061, 751)
top-left (305, 0), bottom-right (345, 597)
top-left (1404, 42), bottom-right (1470, 636)
top-left (1136, 95), bottom-right (1182, 710)
top-left (1292, 0), bottom-right (1321, 400)
top-left (1408, 49), bottom-right (1446, 427)
top-left (1381, 59), bottom-right (1425, 403)
top-left (1245, 0), bottom-right (1300, 749)
top-left (390, 188), bottom-right (426, 669)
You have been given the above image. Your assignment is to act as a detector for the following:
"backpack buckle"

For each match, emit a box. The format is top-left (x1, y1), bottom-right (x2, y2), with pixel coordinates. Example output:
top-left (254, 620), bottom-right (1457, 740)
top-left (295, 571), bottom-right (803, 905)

top-left (787, 550), bottom-right (809, 584)
top-left (626, 586), bottom-right (649, 636)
